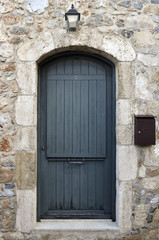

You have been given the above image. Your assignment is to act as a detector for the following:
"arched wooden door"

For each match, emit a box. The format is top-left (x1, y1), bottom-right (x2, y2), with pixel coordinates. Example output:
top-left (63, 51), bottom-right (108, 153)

top-left (38, 52), bottom-right (116, 220)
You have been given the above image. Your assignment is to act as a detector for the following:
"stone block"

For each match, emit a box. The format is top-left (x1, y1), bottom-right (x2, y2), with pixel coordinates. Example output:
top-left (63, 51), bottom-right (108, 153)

top-left (134, 2), bottom-right (143, 10)
top-left (13, 126), bottom-right (36, 151)
top-left (16, 152), bottom-right (35, 190)
top-left (10, 26), bottom-right (28, 35)
top-left (0, 30), bottom-right (7, 43)
top-left (0, 166), bottom-right (13, 183)
top-left (121, 29), bottom-right (134, 39)
top-left (155, 33), bottom-right (159, 40)
top-left (102, 36), bottom-right (136, 62)
top-left (144, 144), bottom-right (159, 166)
top-left (117, 181), bottom-right (132, 233)
top-left (134, 31), bottom-right (155, 47)
top-left (16, 189), bottom-right (35, 232)
top-left (141, 176), bottom-right (159, 190)
top-left (153, 209), bottom-right (159, 221)
top-left (26, 0), bottom-right (48, 14)
top-left (0, 188), bottom-right (15, 197)
top-left (147, 168), bottom-right (159, 177)
top-left (10, 81), bottom-right (18, 93)
top-left (0, 83), bottom-right (9, 93)
top-left (153, 16), bottom-right (159, 23)
top-left (124, 236), bottom-right (142, 240)
top-left (17, 31), bottom-right (54, 61)
top-left (85, 15), bottom-right (113, 27)
top-left (134, 204), bottom-right (147, 226)
top-left (0, 136), bottom-right (11, 152)
top-left (135, 74), bottom-right (153, 100)
top-left (2, 199), bottom-right (14, 209)
top-left (0, 43), bottom-right (13, 58)
top-left (2, 211), bottom-right (13, 230)
top-left (144, 5), bottom-right (159, 15)
top-left (3, 16), bottom-right (20, 25)
top-left (119, 0), bottom-right (131, 8)
top-left (0, 113), bottom-right (11, 131)
top-left (151, 0), bottom-right (159, 3)
top-left (117, 100), bottom-right (132, 125)
top-left (3, 64), bottom-right (15, 72)
top-left (89, 30), bottom-right (103, 50)
top-left (138, 53), bottom-right (159, 67)
top-left (152, 71), bottom-right (159, 81)
top-left (52, 28), bottom-right (70, 48)
top-left (118, 125), bottom-right (132, 145)
top-left (138, 165), bottom-right (146, 178)
top-left (145, 230), bottom-right (159, 240)
top-left (25, 16), bottom-right (35, 25)
top-left (10, 36), bottom-right (23, 44)
top-left (147, 101), bottom-right (159, 116)
top-left (117, 146), bottom-right (138, 181)
top-left (0, 97), bottom-right (9, 110)
top-left (17, 62), bottom-right (36, 95)
top-left (125, 15), bottom-right (154, 29)
top-left (118, 62), bottom-right (132, 99)
top-left (15, 96), bottom-right (35, 126)
top-left (0, 0), bottom-right (13, 13)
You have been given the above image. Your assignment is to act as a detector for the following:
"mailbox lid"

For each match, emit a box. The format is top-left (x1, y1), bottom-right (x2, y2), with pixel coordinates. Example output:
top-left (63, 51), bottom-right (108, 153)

top-left (134, 115), bottom-right (156, 145)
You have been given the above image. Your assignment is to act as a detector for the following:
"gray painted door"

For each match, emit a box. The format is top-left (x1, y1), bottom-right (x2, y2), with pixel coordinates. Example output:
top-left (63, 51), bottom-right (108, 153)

top-left (39, 53), bottom-right (115, 219)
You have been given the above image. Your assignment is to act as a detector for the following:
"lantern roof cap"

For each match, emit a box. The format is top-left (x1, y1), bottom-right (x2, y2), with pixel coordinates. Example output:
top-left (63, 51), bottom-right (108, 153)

top-left (65, 4), bottom-right (80, 20)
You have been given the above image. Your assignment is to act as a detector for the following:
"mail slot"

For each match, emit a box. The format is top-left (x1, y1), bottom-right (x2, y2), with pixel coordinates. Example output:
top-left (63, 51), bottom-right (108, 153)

top-left (134, 115), bottom-right (156, 145)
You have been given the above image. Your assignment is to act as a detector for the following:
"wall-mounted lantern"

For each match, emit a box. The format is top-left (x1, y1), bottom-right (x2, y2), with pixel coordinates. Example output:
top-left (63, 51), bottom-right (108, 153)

top-left (65, 4), bottom-right (80, 31)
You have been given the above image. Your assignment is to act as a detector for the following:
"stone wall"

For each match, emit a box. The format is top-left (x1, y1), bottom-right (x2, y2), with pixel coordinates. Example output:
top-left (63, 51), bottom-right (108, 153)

top-left (0, 0), bottom-right (159, 239)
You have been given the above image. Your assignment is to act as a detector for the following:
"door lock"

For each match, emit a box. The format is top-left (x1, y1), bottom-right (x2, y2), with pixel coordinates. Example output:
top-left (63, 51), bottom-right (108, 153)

top-left (41, 146), bottom-right (45, 151)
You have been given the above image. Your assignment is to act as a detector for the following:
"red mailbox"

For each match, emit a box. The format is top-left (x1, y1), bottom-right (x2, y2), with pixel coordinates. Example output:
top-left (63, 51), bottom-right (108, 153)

top-left (134, 115), bottom-right (156, 145)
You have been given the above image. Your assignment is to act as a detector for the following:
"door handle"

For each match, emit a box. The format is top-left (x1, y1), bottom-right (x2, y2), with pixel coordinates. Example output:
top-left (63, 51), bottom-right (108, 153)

top-left (41, 146), bottom-right (45, 151)
top-left (68, 158), bottom-right (85, 164)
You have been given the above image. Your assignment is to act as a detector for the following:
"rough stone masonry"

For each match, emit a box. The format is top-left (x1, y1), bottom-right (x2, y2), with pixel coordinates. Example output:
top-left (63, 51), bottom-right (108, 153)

top-left (0, 0), bottom-right (159, 239)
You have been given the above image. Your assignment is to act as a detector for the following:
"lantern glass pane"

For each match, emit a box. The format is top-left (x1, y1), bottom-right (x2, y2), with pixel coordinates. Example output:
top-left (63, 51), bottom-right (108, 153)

top-left (67, 15), bottom-right (78, 29)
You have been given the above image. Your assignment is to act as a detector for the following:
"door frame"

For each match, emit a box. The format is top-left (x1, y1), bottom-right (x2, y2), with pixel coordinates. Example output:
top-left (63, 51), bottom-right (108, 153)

top-left (37, 51), bottom-right (116, 221)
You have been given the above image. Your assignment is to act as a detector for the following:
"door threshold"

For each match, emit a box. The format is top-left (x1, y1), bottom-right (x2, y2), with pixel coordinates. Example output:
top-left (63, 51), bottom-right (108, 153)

top-left (35, 219), bottom-right (119, 231)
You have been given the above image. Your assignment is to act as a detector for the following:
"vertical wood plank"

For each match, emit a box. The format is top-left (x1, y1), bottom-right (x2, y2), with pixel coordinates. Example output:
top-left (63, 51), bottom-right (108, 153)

top-left (96, 62), bottom-right (105, 75)
top-left (48, 162), bottom-right (57, 209)
top-left (87, 161), bottom-right (96, 210)
top-left (81, 81), bottom-right (88, 154)
top-left (73, 58), bottom-right (80, 75)
top-left (47, 63), bottom-right (57, 75)
top-left (72, 165), bottom-right (80, 209)
top-left (56, 80), bottom-right (64, 154)
top-left (65, 59), bottom-right (73, 74)
top-left (95, 161), bottom-right (104, 210)
top-left (64, 162), bottom-right (71, 209)
top-left (81, 59), bottom-right (88, 75)
top-left (89, 80), bottom-right (96, 154)
top-left (47, 81), bottom-right (56, 156)
top-left (96, 80), bottom-right (106, 156)
top-left (73, 81), bottom-right (81, 154)
top-left (80, 163), bottom-right (88, 209)
top-left (57, 60), bottom-right (65, 75)
top-left (103, 161), bottom-right (111, 212)
top-left (65, 81), bottom-right (73, 154)
top-left (88, 60), bottom-right (97, 75)
top-left (56, 162), bottom-right (64, 210)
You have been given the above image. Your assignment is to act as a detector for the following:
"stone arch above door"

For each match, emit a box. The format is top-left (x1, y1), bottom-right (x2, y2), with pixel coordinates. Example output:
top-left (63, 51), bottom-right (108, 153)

top-left (17, 30), bottom-right (136, 63)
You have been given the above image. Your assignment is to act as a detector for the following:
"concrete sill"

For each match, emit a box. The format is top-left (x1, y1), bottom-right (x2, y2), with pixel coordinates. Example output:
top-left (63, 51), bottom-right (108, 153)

top-left (35, 219), bottom-right (119, 231)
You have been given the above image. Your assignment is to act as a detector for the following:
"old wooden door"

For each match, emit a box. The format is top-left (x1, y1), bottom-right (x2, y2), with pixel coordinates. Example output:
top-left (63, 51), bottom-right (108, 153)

top-left (38, 52), bottom-right (116, 220)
